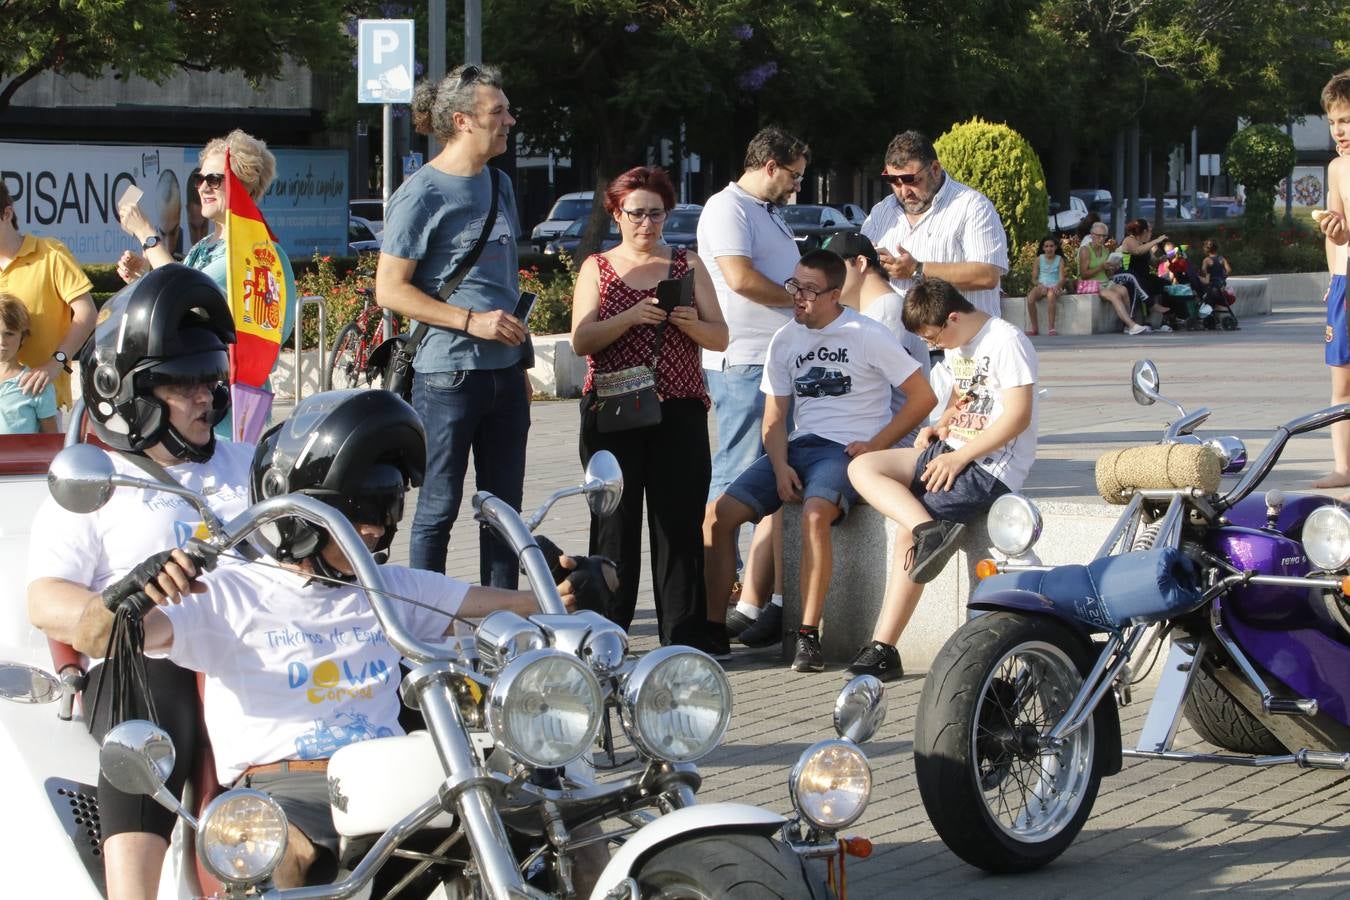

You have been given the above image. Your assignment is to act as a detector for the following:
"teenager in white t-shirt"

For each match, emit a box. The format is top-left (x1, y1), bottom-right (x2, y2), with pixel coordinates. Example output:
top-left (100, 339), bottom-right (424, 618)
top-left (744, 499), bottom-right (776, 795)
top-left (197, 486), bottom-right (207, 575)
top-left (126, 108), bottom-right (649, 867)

top-left (25, 264), bottom-right (249, 900)
top-left (68, 390), bottom-right (597, 889)
top-left (848, 277), bottom-right (1037, 681)
top-left (704, 250), bottom-right (936, 675)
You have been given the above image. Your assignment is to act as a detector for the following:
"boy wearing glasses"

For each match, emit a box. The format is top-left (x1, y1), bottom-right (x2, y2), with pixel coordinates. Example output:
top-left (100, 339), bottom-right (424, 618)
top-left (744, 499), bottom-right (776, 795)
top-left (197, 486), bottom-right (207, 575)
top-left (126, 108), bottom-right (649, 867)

top-left (861, 131), bottom-right (1008, 318)
top-left (847, 277), bottom-right (1037, 680)
top-left (703, 250), bottom-right (936, 674)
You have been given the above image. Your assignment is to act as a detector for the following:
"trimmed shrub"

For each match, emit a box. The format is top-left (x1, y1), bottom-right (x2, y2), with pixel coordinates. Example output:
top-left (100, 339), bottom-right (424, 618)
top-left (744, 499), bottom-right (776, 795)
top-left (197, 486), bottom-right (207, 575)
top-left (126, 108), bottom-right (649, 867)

top-left (1225, 125), bottom-right (1297, 233)
top-left (934, 118), bottom-right (1050, 254)
top-left (520, 252), bottom-right (579, 335)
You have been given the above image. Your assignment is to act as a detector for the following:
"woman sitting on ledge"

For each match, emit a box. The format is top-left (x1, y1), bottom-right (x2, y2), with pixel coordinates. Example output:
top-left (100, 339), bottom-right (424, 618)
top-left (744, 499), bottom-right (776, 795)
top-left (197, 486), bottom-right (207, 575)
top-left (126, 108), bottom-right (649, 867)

top-left (1080, 222), bottom-right (1150, 335)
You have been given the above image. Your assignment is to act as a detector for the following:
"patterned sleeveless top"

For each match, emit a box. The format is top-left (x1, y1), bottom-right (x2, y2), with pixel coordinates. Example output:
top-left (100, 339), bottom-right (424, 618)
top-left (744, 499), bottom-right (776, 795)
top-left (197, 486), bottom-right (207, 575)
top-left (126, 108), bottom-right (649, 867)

top-left (583, 249), bottom-right (710, 408)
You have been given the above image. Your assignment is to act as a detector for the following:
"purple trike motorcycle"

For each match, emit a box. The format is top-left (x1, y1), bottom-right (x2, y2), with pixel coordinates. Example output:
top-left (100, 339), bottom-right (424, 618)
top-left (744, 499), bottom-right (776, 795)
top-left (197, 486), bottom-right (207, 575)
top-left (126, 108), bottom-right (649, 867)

top-left (914, 360), bottom-right (1350, 873)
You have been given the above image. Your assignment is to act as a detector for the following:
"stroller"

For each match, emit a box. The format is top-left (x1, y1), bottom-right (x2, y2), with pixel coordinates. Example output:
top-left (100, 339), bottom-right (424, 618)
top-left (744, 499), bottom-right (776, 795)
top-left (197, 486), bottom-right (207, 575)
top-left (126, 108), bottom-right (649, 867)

top-left (1187, 253), bottom-right (1240, 330)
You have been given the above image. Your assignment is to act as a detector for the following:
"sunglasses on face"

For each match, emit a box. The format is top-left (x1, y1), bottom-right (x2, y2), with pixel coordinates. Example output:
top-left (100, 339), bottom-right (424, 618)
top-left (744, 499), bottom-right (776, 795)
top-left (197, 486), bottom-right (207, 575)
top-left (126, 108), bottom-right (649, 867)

top-left (198, 173), bottom-right (226, 190)
top-left (880, 171), bottom-right (923, 186)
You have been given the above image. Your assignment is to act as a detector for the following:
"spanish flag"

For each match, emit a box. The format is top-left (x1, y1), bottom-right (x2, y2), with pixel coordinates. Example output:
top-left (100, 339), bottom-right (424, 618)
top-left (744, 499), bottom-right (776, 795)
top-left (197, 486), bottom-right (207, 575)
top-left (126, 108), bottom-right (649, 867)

top-left (224, 149), bottom-right (288, 442)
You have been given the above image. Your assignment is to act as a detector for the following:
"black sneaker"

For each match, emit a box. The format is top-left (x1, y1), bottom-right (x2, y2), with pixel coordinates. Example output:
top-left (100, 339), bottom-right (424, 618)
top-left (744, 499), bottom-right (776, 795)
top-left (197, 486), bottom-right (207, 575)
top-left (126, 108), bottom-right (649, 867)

top-left (725, 608), bottom-right (757, 639)
top-left (738, 602), bottom-right (783, 648)
top-left (907, 520), bottom-right (967, 584)
top-left (845, 641), bottom-right (904, 682)
top-left (791, 631), bottom-right (824, 672)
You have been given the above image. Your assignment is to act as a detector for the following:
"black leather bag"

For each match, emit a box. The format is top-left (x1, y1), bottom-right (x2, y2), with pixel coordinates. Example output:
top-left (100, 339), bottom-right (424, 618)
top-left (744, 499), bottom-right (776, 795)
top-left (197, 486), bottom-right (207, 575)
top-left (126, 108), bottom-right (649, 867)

top-left (592, 365), bottom-right (662, 433)
top-left (386, 168), bottom-right (502, 402)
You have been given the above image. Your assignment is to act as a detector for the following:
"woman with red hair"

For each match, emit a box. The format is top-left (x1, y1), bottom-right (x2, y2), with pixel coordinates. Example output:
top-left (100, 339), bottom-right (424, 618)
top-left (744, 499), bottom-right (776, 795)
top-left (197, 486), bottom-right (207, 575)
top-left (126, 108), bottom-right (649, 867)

top-left (571, 166), bottom-right (727, 650)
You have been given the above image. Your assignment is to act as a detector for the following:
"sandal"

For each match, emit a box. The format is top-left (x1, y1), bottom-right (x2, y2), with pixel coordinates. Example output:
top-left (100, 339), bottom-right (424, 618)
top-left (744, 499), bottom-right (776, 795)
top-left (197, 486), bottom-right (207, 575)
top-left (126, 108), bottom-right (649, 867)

top-left (1025, 327), bottom-right (1038, 336)
top-left (1048, 328), bottom-right (1057, 336)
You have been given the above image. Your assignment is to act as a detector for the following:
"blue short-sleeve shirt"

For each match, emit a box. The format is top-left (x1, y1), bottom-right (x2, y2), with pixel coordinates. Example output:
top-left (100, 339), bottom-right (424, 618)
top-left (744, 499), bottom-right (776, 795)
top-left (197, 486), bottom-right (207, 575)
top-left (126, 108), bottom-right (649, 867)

top-left (0, 369), bottom-right (57, 434)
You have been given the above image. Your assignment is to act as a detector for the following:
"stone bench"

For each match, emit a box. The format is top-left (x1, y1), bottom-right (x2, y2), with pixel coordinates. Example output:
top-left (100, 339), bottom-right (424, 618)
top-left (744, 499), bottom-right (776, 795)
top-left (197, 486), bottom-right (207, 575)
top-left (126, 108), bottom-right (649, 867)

top-left (779, 499), bottom-right (1119, 673)
top-left (1000, 277), bottom-right (1269, 336)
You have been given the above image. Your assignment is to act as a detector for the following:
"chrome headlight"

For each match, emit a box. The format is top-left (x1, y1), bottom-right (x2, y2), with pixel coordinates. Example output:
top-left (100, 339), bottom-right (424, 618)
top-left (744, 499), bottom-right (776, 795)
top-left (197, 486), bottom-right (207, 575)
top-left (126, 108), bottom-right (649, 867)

top-left (789, 739), bottom-right (872, 830)
top-left (475, 610), bottom-right (546, 674)
top-left (197, 789), bottom-right (288, 887)
top-left (620, 646), bottom-right (731, 763)
top-left (1304, 505), bottom-right (1350, 571)
top-left (986, 493), bottom-right (1043, 557)
top-left (486, 649), bottom-right (603, 768)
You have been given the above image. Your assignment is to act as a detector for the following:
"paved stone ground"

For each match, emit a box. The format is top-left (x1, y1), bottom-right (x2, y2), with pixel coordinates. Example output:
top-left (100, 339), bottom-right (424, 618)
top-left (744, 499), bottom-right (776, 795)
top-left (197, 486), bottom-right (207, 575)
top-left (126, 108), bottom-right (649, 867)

top-left (290, 296), bottom-right (1350, 895)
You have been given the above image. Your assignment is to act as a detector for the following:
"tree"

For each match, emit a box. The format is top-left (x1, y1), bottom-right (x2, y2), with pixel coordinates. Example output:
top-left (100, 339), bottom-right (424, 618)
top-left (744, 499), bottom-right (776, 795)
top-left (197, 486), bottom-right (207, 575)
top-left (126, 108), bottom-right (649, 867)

top-left (935, 119), bottom-right (1049, 252)
top-left (1225, 123), bottom-right (1297, 232)
top-left (0, 0), bottom-right (356, 117)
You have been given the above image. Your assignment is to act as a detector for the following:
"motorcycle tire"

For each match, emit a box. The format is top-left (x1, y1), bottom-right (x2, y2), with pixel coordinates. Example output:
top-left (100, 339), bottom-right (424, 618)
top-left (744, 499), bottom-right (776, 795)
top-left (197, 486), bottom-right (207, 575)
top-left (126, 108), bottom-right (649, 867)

top-left (325, 322), bottom-right (362, 392)
top-left (1183, 664), bottom-right (1286, 755)
top-left (633, 833), bottom-right (815, 899)
top-left (915, 611), bottom-right (1108, 874)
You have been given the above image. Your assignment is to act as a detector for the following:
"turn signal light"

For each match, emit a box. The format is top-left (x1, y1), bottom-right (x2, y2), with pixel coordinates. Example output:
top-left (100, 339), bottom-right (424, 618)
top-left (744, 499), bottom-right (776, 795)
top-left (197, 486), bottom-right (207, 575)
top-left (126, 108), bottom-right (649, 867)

top-left (841, 836), bottom-right (872, 858)
top-left (1341, 575), bottom-right (1350, 595)
top-left (975, 559), bottom-right (1000, 580)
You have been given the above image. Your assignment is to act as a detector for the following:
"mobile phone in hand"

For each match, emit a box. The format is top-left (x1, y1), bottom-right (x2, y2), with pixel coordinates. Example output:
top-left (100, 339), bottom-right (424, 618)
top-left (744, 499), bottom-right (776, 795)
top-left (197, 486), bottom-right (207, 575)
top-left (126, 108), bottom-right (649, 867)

top-left (514, 291), bottom-right (538, 322)
top-left (655, 273), bottom-right (694, 313)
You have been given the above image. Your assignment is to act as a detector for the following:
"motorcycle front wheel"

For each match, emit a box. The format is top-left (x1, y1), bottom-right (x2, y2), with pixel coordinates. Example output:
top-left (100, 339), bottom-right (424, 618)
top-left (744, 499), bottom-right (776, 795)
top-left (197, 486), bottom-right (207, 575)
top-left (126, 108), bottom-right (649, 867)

top-left (915, 611), bottom-right (1107, 873)
top-left (634, 833), bottom-right (815, 899)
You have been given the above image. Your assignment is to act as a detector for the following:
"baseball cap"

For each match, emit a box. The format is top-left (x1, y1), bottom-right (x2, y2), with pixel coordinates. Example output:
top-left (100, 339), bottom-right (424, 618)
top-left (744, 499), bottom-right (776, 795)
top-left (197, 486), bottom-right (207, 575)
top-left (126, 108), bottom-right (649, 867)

top-left (822, 232), bottom-right (880, 268)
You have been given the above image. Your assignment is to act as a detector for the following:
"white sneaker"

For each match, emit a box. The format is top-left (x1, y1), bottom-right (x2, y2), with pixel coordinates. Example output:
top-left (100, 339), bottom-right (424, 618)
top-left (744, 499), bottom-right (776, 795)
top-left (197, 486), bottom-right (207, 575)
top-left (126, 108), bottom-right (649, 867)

top-left (1157, 324), bottom-right (1173, 332)
top-left (1127, 324), bottom-right (1150, 335)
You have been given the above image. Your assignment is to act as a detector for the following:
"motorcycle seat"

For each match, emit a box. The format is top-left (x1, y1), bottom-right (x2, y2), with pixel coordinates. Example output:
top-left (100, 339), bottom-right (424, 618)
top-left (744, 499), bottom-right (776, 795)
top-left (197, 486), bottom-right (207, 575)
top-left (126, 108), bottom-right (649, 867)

top-left (976, 547), bottom-right (1204, 630)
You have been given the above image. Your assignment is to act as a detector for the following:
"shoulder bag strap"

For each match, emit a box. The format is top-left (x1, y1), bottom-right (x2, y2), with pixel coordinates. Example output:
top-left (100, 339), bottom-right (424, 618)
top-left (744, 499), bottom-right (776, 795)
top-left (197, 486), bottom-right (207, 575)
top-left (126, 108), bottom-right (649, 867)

top-left (405, 167), bottom-right (504, 351)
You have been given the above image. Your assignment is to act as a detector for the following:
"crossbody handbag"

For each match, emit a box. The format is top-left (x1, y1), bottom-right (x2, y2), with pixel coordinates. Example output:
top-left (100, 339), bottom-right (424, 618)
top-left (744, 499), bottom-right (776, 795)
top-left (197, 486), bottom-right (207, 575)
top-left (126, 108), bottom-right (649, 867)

top-left (590, 257), bottom-right (677, 433)
top-left (385, 168), bottom-right (502, 402)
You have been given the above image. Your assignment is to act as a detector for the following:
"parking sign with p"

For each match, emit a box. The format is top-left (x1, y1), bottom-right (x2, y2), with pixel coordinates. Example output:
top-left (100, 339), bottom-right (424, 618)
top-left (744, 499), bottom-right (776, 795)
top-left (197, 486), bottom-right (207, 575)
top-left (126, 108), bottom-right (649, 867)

top-left (357, 19), bottom-right (415, 104)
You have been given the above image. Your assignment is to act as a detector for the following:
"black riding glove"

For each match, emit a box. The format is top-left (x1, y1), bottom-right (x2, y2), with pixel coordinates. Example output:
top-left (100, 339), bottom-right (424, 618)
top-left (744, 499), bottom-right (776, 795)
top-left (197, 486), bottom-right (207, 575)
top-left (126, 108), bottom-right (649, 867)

top-left (100, 546), bottom-right (218, 618)
top-left (532, 536), bottom-right (619, 617)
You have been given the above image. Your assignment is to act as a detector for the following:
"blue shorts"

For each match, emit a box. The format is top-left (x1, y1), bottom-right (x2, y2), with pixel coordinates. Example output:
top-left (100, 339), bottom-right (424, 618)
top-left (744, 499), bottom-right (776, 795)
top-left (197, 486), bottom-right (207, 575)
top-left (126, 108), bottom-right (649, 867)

top-left (725, 434), bottom-right (858, 522)
top-left (1327, 274), bottom-right (1349, 367)
top-left (910, 441), bottom-right (1012, 524)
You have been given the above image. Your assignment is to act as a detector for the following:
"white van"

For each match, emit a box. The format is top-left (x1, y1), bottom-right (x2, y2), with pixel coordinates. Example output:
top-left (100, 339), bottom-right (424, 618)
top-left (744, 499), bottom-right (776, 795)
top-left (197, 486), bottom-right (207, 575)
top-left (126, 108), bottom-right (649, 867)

top-left (530, 191), bottom-right (594, 251)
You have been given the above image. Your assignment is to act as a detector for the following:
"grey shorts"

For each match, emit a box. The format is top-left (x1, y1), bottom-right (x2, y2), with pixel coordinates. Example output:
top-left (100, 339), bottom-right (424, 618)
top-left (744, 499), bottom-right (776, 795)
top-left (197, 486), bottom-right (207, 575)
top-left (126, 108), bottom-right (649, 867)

top-left (235, 770), bottom-right (339, 883)
top-left (910, 440), bottom-right (1011, 523)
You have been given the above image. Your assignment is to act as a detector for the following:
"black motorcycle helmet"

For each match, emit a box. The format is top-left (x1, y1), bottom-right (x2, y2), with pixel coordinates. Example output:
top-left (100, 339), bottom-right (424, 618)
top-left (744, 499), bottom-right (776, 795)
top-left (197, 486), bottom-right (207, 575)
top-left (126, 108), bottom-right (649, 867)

top-left (250, 389), bottom-right (426, 567)
top-left (82, 264), bottom-right (234, 462)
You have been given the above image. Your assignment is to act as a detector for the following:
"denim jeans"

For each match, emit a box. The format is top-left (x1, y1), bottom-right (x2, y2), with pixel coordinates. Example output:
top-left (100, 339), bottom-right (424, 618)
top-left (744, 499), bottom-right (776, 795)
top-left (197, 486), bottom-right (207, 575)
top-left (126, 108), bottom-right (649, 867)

top-left (410, 366), bottom-right (529, 587)
top-left (705, 363), bottom-right (768, 502)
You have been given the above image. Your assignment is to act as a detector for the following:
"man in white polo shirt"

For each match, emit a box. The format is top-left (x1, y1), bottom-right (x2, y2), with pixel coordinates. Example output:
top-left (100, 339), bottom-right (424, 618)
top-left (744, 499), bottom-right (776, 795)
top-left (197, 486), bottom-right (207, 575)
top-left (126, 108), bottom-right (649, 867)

top-left (861, 131), bottom-right (1008, 318)
top-left (696, 127), bottom-right (809, 653)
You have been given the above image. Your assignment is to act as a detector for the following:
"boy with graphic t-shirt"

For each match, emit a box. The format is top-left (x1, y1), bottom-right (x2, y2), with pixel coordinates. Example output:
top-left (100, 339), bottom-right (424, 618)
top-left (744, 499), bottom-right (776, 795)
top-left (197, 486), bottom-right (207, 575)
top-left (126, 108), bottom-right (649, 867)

top-left (848, 277), bottom-right (1037, 680)
top-left (703, 250), bottom-right (937, 674)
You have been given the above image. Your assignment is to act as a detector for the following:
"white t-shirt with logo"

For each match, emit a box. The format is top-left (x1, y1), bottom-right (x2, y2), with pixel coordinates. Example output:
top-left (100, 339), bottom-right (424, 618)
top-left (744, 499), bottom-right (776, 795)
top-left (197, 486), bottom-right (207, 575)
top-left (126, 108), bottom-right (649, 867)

top-left (156, 563), bottom-right (468, 784)
top-left (762, 306), bottom-right (920, 446)
top-left (696, 182), bottom-right (800, 369)
top-left (942, 316), bottom-right (1038, 490)
top-left (28, 441), bottom-right (254, 593)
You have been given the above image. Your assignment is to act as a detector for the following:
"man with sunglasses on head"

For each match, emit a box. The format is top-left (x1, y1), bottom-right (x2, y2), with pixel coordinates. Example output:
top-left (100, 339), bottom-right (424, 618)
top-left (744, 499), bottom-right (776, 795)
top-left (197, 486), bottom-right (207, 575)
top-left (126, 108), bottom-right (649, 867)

top-left (862, 131), bottom-right (1008, 318)
top-left (376, 64), bottom-right (531, 588)
top-left (703, 250), bottom-right (936, 675)
top-left (695, 127), bottom-right (811, 654)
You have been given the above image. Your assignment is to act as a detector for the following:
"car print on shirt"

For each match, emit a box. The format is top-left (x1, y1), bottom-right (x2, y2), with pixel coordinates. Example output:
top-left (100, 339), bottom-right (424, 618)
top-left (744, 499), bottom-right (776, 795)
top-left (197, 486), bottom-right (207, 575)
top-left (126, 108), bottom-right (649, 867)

top-left (294, 711), bottom-right (395, 758)
top-left (794, 366), bottom-right (852, 398)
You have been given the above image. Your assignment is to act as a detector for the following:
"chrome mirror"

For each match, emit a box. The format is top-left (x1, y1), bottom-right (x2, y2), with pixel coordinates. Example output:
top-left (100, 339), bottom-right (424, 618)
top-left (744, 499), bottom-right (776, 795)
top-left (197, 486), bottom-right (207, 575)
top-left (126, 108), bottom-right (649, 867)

top-left (0, 662), bottom-right (62, 704)
top-left (100, 720), bottom-right (196, 825)
top-left (833, 675), bottom-right (887, 744)
top-left (47, 443), bottom-right (118, 513)
top-left (582, 451), bottom-right (624, 518)
top-left (1131, 360), bottom-right (1160, 407)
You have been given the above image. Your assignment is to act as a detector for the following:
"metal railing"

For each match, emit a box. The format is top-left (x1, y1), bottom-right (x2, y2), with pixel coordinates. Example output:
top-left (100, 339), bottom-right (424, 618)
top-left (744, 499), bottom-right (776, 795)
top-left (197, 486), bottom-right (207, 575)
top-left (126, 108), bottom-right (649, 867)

top-left (293, 295), bottom-right (326, 405)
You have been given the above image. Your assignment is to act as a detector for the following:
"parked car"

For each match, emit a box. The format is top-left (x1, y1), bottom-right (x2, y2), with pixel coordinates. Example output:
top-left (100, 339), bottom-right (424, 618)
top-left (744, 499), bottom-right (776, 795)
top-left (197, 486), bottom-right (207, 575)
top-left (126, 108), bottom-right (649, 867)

top-left (543, 218), bottom-right (620, 258)
top-left (531, 191), bottom-right (594, 252)
top-left (840, 203), bottom-right (868, 227)
top-left (1047, 195), bottom-right (1088, 233)
top-left (348, 216), bottom-right (381, 255)
top-left (350, 199), bottom-right (385, 235)
top-left (779, 204), bottom-right (858, 252)
top-left (1196, 196), bottom-right (1243, 220)
top-left (1161, 198), bottom-right (1197, 221)
top-left (660, 204), bottom-right (702, 251)
top-left (1072, 188), bottom-right (1113, 227)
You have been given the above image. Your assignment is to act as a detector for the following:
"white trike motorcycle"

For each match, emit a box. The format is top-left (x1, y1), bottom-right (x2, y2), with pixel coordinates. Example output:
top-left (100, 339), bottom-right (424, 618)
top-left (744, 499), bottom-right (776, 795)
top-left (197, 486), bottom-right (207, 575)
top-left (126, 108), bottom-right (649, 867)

top-left (0, 434), bottom-right (881, 899)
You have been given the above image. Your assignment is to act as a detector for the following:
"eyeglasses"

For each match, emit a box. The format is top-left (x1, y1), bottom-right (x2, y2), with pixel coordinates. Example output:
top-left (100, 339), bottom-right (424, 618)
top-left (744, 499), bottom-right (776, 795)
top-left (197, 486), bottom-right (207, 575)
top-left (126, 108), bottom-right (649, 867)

top-left (198, 173), bottom-right (226, 190)
top-left (919, 320), bottom-right (949, 348)
top-left (780, 165), bottom-right (806, 184)
top-left (620, 208), bottom-right (668, 224)
top-left (784, 278), bottom-right (836, 301)
top-left (1091, 230), bottom-right (1108, 237)
top-left (880, 171), bottom-right (923, 186)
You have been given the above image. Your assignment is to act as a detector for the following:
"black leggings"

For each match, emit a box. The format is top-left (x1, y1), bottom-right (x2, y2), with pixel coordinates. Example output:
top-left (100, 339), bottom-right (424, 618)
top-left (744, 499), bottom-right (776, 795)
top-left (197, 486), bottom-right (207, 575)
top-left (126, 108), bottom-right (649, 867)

top-left (86, 657), bottom-right (202, 840)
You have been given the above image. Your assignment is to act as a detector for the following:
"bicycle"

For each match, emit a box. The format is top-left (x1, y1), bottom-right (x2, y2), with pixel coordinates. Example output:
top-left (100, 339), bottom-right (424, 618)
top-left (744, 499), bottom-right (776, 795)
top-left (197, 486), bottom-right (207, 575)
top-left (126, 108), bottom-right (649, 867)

top-left (325, 288), bottom-right (399, 391)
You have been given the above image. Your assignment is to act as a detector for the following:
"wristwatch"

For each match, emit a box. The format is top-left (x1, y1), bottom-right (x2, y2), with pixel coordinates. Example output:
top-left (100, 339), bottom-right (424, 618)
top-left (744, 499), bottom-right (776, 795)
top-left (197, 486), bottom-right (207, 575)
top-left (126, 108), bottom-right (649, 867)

top-left (912, 259), bottom-right (925, 281)
top-left (52, 351), bottom-right (71, 374)
top-left (141, 234), bottom-right (161, 251)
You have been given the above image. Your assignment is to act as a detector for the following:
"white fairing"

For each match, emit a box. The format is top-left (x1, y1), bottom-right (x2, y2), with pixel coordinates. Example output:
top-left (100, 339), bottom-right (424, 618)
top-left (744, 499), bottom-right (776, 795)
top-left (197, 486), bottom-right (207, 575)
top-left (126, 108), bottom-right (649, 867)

top-left (588, 803), bottom-right (786, 899)
top-left (328, 731), bottom-right (456, 836)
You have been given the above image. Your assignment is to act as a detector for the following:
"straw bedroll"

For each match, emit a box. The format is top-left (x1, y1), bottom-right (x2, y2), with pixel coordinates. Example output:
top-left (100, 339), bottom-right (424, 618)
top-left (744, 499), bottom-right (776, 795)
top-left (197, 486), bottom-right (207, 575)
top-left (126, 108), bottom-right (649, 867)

top-left (1094, 443), bottom-right (1222, 504)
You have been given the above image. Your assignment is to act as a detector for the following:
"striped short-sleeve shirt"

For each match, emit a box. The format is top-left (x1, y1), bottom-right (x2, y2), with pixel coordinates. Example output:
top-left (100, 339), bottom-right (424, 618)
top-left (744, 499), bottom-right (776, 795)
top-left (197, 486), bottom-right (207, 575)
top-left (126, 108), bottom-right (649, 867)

top-left (860, 175), bottom-right (1009, 317)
